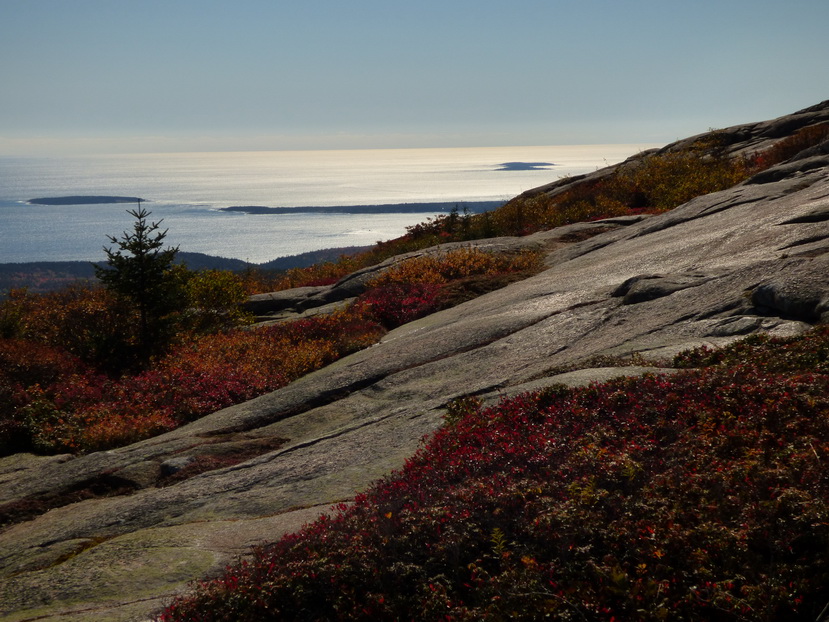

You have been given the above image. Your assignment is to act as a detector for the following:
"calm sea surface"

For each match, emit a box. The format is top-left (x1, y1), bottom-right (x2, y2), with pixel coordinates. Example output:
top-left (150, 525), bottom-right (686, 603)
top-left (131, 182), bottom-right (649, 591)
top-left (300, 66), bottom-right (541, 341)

top-left (0, 145), bottom-right (652, 264)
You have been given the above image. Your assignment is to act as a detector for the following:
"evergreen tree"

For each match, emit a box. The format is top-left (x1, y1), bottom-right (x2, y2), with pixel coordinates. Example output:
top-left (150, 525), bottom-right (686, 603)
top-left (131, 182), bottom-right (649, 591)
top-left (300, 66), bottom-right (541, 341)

top-left (95, 205), bottom-right (184, 363)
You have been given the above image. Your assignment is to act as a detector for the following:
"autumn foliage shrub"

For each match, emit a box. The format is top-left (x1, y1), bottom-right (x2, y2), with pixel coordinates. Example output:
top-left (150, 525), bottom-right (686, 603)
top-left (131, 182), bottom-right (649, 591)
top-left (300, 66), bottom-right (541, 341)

top-left (162, 326), bottom-right (829, 621)
top-left (370, 247), bottom-right (543, 288)
top-left (1, 285), bottom-right (137, 372)
top-left (182, 269), bottom-right (253, 334)
top-left (0, 244), bottom-right (542, 455)
top-left (673, 326), bottom-right (829, 374)
top-left (2, 268), bottom-right (255, 373)
top-left (751, 122), bottom-right (829, 170)
top-left (491, 145), bottom-right (753, 236)
top-left (241, 256), bottom-right (362, 294)
top-left (1, 310), bottom-right (386, 454)
top-left (355, 248), bottom-right (543, 328)
top-left (355, 282), bottom-right (444, 328)
top-left (0, 338), bottom-right (92, 454)
top-left (0, 285), bottom-right (386, 454)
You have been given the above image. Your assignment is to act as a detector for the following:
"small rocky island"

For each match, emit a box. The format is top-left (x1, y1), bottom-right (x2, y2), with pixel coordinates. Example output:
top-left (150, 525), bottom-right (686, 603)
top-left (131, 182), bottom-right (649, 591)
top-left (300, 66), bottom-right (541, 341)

top-left (496, 161), bottom-right (554, 171)
top-left (28, 196), bottom-right (146, 206)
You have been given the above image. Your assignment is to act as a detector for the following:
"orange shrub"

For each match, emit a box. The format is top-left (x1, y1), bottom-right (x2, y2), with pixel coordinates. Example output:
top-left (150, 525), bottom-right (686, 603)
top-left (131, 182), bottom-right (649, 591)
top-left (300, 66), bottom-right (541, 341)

top-left (12, 308), bottom-right (386, 454)
top-left (626, 149), bottom-right (751, 210)
top-left (0, 338), bottom-right (95, 454)
top-left (752, 122), bottom-right (829, 169)
top-left (368, 247), bottom-right (543, 289)
top-left (244, 257), bottom-right (362, 294)
top-left (354, 248), bottom-right (543, 329)
top-left (493, 146), bottom-right (753, 236)
top-left (0, 285), bottom-right (136, 371)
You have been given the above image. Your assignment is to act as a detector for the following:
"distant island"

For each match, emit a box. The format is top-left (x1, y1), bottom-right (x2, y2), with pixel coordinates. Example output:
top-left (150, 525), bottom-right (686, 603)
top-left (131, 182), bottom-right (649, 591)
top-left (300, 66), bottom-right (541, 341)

top-left (496, 162), bottom-right (554, 171)
top-left (28, 196), bottom-right (147, 206)
top-left (220, 200), bottom-right (505, 216)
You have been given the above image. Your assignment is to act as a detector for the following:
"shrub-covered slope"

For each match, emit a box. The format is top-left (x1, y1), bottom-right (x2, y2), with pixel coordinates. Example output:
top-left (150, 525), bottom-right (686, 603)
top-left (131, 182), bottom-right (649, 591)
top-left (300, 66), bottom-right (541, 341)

top-left (162, 328), bottom-right (829, 621)
top-left (1, 101), bottom-right (828, 621)
top-left (0, 248), bottom-right (541, 456)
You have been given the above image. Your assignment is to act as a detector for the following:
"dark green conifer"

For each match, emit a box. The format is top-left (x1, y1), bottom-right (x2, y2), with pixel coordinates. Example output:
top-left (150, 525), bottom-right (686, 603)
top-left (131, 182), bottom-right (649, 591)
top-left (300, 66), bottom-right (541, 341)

top-left (95, 205), bottom-right (183, 364)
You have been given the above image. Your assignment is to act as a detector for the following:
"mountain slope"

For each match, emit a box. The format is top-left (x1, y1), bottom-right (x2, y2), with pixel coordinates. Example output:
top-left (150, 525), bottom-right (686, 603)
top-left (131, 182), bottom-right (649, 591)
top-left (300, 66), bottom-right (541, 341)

top-left (1, 102), bottom-right (828, 621)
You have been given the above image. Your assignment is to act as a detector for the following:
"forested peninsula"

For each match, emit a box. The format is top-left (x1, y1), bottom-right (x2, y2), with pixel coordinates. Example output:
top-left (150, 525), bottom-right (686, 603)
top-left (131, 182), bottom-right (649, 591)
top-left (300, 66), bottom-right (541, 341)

top-left (220, 200), bottom-right (504, 215)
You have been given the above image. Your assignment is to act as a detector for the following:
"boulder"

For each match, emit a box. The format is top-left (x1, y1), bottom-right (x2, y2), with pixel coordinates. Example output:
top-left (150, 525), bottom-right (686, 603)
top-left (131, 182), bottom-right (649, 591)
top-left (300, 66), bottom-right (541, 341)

top-left (751, 256), bottom-right (829, 322)
top-left (242, 285), bottom-right (328, 315)
top-left (612, 273), bottom-right (714, 304)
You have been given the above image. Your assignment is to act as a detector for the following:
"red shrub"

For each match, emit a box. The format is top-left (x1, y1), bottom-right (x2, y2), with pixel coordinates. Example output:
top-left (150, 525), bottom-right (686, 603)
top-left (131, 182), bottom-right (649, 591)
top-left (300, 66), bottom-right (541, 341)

top-left (0, 338), bottom-right (95, 454)
top-left (162, 328), bottom-right (829, 621)
top-left (355, 282), bottom-right (443, 328)
top-left (9, 309), bottom-right (386, 454)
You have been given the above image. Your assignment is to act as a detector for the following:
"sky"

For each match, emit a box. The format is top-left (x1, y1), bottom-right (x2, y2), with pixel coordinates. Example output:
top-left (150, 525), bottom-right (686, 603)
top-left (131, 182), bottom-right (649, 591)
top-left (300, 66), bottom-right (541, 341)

top-left (1, 0), bottom-right (827, 156)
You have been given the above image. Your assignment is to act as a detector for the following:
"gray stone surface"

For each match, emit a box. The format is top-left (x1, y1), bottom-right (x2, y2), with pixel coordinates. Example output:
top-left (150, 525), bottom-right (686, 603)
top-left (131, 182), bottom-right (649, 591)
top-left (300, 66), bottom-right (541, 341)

top-left (243, 285), bottom-right (328, 315)
top-left (751, 257), bottom-right (829, 322)
top-left (612, 272), bottom-right (715, 304)
top-left (2, 102), bottom-right (829, 621)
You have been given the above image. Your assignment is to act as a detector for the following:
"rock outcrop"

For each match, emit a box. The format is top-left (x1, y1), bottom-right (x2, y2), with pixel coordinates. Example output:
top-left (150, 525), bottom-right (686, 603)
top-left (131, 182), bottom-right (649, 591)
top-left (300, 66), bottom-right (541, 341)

top-left (243, 235), bottom-right (555, 322)
top-left (2, 102), bottom-right (829, 621)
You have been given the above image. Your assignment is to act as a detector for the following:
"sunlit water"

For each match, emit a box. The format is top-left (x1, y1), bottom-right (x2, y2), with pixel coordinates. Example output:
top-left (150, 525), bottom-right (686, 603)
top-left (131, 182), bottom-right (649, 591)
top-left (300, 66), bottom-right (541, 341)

top-left (0, 145), bottom-right (653, 264)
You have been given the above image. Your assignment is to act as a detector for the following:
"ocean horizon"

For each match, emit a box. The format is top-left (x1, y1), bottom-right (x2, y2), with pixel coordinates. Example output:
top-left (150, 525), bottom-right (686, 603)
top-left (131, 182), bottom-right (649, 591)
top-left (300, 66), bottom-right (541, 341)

top-left (0, 144), bottom-right (655, 264)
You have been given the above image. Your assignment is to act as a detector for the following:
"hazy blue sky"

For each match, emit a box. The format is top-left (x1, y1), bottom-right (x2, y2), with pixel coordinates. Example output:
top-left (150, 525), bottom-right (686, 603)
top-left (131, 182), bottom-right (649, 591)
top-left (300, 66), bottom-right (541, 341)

top-left (1, 0), bottom-right (827, 155)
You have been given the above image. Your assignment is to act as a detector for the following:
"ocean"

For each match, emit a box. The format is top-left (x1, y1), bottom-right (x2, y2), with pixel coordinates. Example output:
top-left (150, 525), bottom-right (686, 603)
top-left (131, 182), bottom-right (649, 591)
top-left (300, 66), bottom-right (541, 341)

top-left (0, 145), bottom-right (652, 265)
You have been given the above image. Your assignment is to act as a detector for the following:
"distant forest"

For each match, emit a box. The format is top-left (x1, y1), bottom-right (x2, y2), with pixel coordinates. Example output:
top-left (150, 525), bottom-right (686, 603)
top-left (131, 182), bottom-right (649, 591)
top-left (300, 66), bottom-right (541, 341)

top-left (220, 200), bottom-right (505, 215)
top-left (0, 246), bottom-right (369, 296)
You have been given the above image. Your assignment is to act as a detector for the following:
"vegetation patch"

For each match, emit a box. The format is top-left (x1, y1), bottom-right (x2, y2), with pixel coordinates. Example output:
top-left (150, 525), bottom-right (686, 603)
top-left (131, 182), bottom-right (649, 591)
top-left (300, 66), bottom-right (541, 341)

top-left (5, 124), bottom-right (827, 458)
top-left (161, 326), bottom-right (829, 621)
top-left (0, 243), bottom-right (541, 456)
top-left (353, 248), bottom-right (544, 328)
top-left (673, 328), bottom-right (829, 373)
top-left (752, 122), bottom-right (829, 169)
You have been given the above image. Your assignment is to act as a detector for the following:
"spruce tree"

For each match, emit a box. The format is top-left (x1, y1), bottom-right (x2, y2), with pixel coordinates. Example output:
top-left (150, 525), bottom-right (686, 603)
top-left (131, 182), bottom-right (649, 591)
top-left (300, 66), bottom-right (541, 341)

top-left (95, 205), bottom-right (183, 364)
